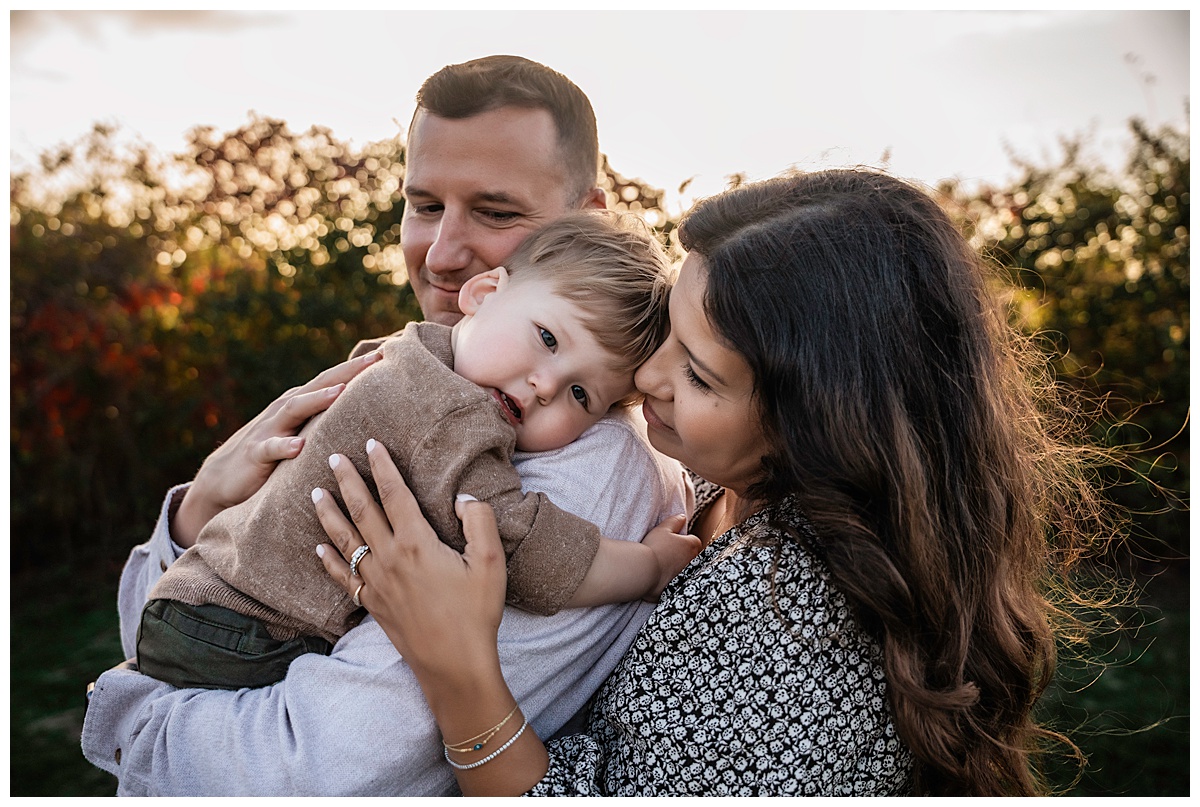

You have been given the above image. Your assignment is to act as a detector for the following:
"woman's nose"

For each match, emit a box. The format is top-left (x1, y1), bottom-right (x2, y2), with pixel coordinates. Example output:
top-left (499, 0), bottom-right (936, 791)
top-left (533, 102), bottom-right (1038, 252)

top-left (634, 342), bottom-right (671, 397)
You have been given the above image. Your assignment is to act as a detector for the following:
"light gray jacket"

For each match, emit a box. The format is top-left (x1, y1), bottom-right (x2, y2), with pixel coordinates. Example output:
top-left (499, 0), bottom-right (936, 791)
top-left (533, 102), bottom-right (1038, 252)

top-left (81, 412), bottom-right (690, 796)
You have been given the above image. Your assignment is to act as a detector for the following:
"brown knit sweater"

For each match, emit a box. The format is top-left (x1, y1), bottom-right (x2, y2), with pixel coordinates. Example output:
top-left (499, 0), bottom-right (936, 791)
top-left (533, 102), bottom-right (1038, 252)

top-left (149, 322), bottom-right (603, 643)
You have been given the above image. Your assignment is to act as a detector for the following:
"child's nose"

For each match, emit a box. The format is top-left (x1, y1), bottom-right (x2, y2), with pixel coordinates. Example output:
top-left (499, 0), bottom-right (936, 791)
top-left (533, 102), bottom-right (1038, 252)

top-left (528, 370), bottom-right (563, 403)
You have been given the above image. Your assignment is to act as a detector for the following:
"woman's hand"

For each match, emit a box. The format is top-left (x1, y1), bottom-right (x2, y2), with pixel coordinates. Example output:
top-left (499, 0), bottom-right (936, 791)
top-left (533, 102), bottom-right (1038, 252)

top-left (313, 438), bottom-right (507, 685)
top-left (172, 350), bottom-right (383, 547)
top-left (313, 439), bottom-right (551, 795)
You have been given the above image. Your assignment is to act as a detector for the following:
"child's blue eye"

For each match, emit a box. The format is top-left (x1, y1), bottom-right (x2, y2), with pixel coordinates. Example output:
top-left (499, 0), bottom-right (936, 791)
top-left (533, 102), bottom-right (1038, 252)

top-left (571, 385), bottom-right (589, 408)
top-left (540, 328), bottom-right (557, 349)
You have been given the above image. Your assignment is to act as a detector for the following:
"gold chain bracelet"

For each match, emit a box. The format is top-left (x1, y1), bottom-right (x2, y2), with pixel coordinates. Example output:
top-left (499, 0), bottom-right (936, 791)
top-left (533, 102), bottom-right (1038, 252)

top-left (442, 703), bottom-right (520, 753)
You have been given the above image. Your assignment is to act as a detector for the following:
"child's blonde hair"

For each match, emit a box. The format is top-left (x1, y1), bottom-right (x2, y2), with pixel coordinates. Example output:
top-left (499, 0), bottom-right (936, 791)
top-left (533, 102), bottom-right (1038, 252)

top-left (504, 211), bottom-right (674, 398)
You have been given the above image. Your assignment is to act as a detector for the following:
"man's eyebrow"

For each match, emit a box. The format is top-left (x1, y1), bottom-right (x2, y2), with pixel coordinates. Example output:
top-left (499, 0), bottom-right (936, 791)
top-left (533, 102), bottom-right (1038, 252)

top-left (684, 344), bottom-right (728, 387)
top-left (402, 185), bottom-right (523, 207)
top-left (474, 190), bottom-right (524, 206)
top-left (401, 184), bottom-right (433, 199)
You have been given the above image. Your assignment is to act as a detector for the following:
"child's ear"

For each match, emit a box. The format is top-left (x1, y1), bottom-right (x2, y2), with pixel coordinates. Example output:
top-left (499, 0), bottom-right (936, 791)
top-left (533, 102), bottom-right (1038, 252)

top-left (457, 267), bottom-right (509, 315)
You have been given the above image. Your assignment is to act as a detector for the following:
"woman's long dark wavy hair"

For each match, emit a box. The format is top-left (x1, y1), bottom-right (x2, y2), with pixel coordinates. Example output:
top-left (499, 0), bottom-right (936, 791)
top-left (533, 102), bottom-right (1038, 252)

top-left (678, 169), bottom-right (1115, 795)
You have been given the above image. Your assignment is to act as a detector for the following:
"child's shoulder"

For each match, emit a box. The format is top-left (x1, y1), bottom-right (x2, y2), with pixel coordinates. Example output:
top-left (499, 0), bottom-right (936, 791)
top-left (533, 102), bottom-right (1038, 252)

top-left (557, 408), bottom-right (657, 462)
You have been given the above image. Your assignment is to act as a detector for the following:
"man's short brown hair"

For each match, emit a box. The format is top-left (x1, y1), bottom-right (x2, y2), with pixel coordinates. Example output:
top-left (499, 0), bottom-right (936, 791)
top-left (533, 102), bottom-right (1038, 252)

top-left (413, 55), bottom-right (600, 204)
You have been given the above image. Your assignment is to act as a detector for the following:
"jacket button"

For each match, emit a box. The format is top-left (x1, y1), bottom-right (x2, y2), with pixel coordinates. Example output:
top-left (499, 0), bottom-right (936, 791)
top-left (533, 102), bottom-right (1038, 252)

top-left (160, 560), bottom-right (168, 572)
top-left (115, 748), bottom-right (122, 764)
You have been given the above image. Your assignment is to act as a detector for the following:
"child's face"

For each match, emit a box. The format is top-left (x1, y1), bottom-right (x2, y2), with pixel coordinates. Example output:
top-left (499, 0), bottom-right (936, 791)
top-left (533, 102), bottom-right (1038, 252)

top-left (452, 269), bottom-right (635, 452)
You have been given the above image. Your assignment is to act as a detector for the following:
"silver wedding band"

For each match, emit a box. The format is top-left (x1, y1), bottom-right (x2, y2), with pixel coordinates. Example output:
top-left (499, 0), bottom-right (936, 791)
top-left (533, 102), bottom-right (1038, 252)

top-left (349, 544), bottom-right (371, 577)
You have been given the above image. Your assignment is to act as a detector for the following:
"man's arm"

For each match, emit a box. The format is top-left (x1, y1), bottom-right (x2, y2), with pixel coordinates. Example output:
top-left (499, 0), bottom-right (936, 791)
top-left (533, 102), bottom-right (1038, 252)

top-left (85, 414), bottom-right (689, 795)
top-left (116, 485), bottom-right (189, 658)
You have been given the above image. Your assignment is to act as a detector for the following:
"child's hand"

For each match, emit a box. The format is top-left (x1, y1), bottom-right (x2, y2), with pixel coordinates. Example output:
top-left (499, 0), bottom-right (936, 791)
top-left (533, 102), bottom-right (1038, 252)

top-left (640, 514), bottom-right (701, 603)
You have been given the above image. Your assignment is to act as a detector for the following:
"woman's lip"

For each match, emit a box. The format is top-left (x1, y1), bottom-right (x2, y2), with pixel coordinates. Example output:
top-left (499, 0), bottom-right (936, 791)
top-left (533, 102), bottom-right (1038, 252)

top-left (641, 398), bottom-right (672, 433)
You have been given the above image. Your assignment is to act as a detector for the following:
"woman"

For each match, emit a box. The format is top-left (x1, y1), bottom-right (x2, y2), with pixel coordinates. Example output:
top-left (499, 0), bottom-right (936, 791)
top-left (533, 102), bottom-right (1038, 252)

top-left (316, 169), bottom-right (1110, 796)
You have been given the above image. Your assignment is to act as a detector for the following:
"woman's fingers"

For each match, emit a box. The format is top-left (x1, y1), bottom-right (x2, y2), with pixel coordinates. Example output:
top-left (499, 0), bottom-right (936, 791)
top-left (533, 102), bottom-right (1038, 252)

top-left (263, 350), bottom-right (383, 432)
top-left (312, 487), bottom-right (374, 609)
top-left (365, 438), bottom-right (432, 546)
top-left (294, 349), bottom-right (382, 398)
top-left (312, 486), bottom-right (360, 561)
top-left (325, 452), bottom-right (393, 553)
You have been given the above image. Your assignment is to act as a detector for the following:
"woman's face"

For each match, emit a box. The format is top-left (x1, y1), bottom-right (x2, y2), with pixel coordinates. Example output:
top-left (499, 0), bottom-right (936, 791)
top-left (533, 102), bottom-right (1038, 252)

top-left (635, 254), bottom-right (771, 497)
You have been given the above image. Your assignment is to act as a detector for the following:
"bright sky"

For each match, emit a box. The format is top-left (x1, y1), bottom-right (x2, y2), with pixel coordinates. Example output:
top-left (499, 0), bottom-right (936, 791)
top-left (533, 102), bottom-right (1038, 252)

top-left (9, 9), bottom-right (1191, 214)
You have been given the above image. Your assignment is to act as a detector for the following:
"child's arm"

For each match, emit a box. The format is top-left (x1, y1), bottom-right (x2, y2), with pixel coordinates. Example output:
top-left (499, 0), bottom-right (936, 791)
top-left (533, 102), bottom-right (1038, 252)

top-left (566, 514), bottom-right (700, 608)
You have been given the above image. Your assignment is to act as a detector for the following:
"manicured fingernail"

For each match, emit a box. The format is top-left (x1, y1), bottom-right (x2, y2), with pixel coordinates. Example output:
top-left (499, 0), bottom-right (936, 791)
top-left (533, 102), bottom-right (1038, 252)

top-left (315, 545), bottom-right (325, 558)
top-left (311, 488), bottom-right (323, 503)
top-left (327, 383), bottom-right (344, 396)
top-left (456, 493), bottom-right (478, 503)
top-left (328, 454), bottom-right (340, 469)
top-left (290, 437), bottom-right (304, 450)
top-left (366, 438), bottom-right (377, 453)
top-left (361, 349), bottom-right (382, 362)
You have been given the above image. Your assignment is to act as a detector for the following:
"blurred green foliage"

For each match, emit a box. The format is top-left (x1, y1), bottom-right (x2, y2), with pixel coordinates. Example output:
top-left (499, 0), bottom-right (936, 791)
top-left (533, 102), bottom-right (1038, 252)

top-left (944, 120), bottom-right (1189, 567)
top-left (13, 116), bottom-right (1185, 570)
top-left (8, 115), bottom-right (1188, 796)
top-left (11, 118), bottom-right (418, 570)
top-left (9, 120), bottom-right (674, 572)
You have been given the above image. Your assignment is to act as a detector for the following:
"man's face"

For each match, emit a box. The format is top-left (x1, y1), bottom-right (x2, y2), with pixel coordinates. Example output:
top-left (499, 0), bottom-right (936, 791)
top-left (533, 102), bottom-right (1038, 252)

top-left (401, 106), bottom-right (588, 326)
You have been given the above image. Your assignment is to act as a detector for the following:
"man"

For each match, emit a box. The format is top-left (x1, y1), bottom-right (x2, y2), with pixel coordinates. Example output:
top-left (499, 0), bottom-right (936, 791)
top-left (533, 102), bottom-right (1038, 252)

top-left (400, 56), bottom-right (605, 325)
top-left (81, 56), bottom-right (684, 795)
top-left (168, 56), bottom-right (608, 549)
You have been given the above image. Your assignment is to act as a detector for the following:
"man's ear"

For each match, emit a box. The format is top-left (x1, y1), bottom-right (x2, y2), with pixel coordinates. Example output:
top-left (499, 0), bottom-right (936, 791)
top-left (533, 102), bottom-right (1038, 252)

top-left (457, 267), bottom-right (509, 315)
top-left (579, 187), bottom-right (607, 211)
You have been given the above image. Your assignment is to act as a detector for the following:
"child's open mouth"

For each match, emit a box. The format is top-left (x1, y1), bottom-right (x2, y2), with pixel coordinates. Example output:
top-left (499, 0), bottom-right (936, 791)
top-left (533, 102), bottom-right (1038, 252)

top-left (496, 390), bottom-right (523, 424)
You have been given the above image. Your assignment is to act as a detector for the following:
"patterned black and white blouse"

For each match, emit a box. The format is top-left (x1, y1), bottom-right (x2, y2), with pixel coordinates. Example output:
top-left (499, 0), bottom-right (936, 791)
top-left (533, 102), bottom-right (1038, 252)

top-left (530, 478), bottom-right (913, 796)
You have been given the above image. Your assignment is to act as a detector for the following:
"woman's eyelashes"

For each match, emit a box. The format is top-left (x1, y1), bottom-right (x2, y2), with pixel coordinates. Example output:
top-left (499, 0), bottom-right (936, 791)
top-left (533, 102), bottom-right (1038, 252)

top-left (684, 363), bottom-right (712, 392)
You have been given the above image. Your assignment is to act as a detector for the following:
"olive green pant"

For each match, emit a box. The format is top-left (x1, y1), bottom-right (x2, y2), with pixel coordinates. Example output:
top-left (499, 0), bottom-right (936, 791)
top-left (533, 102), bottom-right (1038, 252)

top-left (136, 599), bottom-right (332, 690)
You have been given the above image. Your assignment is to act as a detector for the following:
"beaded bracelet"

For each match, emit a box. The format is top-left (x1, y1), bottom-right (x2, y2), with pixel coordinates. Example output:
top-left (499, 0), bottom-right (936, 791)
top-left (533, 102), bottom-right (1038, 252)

top-left (444, 718), bottom-right (529, 771)
top-left (443, 702), bottom-right (520, 753)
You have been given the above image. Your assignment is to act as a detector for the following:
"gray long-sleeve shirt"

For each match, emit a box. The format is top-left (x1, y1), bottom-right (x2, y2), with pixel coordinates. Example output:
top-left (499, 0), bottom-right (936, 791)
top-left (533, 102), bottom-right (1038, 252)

top-left (81, 411), bottom-right (690, 796)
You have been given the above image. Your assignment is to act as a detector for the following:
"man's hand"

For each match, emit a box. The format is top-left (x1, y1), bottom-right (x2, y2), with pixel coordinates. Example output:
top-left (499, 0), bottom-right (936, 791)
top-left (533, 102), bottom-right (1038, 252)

top-left (640, 514), bottom-right (701, 602)
top-left (172, 350), bottom-right (383, 547)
